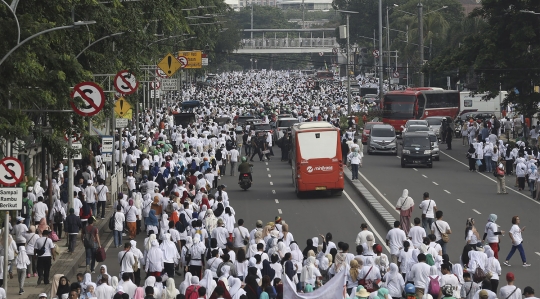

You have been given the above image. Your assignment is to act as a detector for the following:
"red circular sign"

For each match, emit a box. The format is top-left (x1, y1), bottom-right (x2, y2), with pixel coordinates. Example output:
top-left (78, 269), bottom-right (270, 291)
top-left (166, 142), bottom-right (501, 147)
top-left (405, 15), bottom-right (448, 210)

top-left (70, 81), bottom-right (106, 117)
top-left (114, 70), bottom-right (139, 95)
top-left (0, 157), bottom-right (24, 186)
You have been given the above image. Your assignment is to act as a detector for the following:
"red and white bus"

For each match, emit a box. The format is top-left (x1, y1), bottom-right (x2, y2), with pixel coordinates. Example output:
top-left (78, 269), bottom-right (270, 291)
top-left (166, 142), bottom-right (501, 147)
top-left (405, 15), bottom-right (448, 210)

top-left (290, 122), bottom-right (344, 197)
top-left (381, 88), bottom-right (460, 134)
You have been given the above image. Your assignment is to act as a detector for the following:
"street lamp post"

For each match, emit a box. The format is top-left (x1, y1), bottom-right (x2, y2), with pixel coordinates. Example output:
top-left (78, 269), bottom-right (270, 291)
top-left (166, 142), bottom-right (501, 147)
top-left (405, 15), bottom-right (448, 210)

top-left (337, 10), bottom-right (359, 116)
top-left (378, 0), bottom-right (384, 100)
top-left (418, 2), bottom-right (424, 86)
top-left (76, 32), bottom-right (124, 58)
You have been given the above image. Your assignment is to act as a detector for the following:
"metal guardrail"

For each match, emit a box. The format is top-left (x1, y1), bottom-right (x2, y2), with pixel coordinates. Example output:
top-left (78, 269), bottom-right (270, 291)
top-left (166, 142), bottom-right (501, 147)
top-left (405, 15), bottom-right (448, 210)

top-left (110, 167), bottom-right (123, 205)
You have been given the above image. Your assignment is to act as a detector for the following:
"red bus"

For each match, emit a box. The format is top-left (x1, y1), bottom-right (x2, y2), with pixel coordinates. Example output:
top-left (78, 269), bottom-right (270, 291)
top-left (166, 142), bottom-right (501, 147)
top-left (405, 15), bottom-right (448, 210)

top-left (381, 88), bottom-right (460, 134)
top-left (290, 122), bottom-right (344, 197)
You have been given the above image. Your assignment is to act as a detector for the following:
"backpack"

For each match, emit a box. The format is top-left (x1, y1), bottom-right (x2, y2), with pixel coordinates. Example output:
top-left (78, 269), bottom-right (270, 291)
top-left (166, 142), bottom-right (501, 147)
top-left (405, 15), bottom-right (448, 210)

top-left (226, 140), bottom-right (233, 151)
top-left (163, 167), bottom-right (170, 178)
top-left (60, 188), bottom-right (69, 204)
top-left (109, 212), bottom-right (116, 231)
top-left (83, 226), bottom-right (97, 248)
top-left (53, 209), bottom-right (63, 224)
top-left (428, 276), bottom-right (440, 297)
top-left (185, 285), bottom-right (200, 299)
top-left (21, 198), bottom-right (30, 217)
top-left (426, 253), bottom-right (435, 266)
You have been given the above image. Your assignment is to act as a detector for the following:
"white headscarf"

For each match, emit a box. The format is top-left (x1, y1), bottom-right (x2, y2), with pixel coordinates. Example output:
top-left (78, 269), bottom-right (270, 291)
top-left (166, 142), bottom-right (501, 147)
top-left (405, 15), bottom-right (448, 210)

top-left (229, 277), bottom-right (247, 299)
top-left (396, 189), bottom-right (414, 210)
top-left (300, 256), bottom-right (316, 283)
top-left (164, 278), bottom-right (178, 299)
top-left (178, 272), bottom-right (193, 295)
top-left (199, 269), bottom-right (217, 296)
top-left (110, 276), bottom-right (118, 291)
top-left (160, 233), bottom-right (178, 263)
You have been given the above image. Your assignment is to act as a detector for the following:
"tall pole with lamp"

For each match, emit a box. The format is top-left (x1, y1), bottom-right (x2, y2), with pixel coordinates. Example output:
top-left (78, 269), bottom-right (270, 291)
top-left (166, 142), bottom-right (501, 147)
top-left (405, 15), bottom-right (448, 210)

top-left (337, 10), bottom-right (359, 116)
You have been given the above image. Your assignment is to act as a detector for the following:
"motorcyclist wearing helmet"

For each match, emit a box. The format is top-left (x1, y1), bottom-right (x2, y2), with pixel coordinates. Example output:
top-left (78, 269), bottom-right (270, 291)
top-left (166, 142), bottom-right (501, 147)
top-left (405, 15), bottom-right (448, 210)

top-left (237, 156), bottom-right (253, 183)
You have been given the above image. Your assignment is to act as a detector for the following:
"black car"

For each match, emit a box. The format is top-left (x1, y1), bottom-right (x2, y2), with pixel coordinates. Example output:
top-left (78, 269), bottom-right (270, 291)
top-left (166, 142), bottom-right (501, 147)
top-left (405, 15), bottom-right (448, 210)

top-left (401, 132), bottom-right (433, 168)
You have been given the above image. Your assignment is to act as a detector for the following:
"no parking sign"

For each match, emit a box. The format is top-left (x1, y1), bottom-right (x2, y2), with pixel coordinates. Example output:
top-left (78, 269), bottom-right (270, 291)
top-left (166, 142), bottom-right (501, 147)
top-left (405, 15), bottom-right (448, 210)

top-left (0, 157), bottom-right (24, 186)
top-left (114, 70), bottom-right (139, 95)
top-left (70, 82), bottom-right (106, 117)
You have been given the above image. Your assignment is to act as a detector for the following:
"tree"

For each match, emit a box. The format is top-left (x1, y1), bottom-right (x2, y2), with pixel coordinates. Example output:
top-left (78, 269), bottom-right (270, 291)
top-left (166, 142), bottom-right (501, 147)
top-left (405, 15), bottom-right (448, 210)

top-left (428, 0), bottom-right (540, 116)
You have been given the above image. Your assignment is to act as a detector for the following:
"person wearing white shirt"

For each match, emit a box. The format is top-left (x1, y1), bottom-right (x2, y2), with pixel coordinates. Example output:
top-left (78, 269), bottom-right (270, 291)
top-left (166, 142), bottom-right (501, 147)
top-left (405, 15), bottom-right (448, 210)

top-left (32, 198), bottom-right (48, 224)
top-left (35, 230), bottom-right (56, 285)
top-left (96, 181), bottom-right (109, 219)
top-left (211, 219), bottom-right (229, 249)
top-left (418, 193), bottom-right (437, 233)
top-left (72, 196), bottom-right (83, 217)
top-left (407, 253), bottom-right (431, 298)
top-left (125, 200), bottom-right (140, 240)
top-left (120, 273), bottom-right (137, 298)
top-left (386, 221), bottom-right (407, 265)
top-left (84, 181), bottom-right (97, 216)
top-left (141, 156), bottom-right (150, 177)
top-left (113, 206), bottom-right (125, 248)
top-left (498, 273), bottom-right (521, 299)
top-left (408, 218), bottom-right (426, 248)
top-left (232, 219), bottom-right (250, 252)
top-left (355, 223), bottom-right (374, 246)
top-left (118, 244), bottom-right (135, 279)
top-left (430, 210), bottom-right (451, 255)
top-left (228, 147), bottom-right (240, 176)
top-left (503, 215), bottom-right (530, 267)
top-left (439, 264), bottom-right (460, 298)
top-left (126, 171), bottom-right (136, 197)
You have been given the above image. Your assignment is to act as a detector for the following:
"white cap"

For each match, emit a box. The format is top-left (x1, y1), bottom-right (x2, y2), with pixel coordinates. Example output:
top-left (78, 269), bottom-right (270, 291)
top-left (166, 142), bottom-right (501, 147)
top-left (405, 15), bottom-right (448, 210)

top-left (39, 293), bottom-right (48, 298)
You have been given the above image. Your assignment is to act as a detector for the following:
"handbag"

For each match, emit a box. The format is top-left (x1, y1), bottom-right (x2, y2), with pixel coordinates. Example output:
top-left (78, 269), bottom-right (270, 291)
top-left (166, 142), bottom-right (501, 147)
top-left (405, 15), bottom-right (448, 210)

top-left (476, 159), bottom-right (482, 166)
top-left (422, 200), bottom-right (431, 219)
top-left (50, 231), bottom-right (60, 242)
top-left (238, 227), bottom-right (249, 246)
top-left (434, 221), bottom-right (450, 243)
top-left (359, 266), bottom-right (374, 291)
top-left (95, 247), bottom-right (106, 262)
top-left (497, 167), bottom-right (505, 177)
top-left (473, 266), bottom-right (486, 283)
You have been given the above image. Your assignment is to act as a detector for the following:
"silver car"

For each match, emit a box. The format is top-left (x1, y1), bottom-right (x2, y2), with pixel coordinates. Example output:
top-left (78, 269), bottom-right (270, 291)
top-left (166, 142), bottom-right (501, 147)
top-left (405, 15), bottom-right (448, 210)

top-left (272, 117), bottom-right (298, 142)
top-left (428, 132), bottom-right (440, 161)
top-left (368, 124), bottom-right (397, 155)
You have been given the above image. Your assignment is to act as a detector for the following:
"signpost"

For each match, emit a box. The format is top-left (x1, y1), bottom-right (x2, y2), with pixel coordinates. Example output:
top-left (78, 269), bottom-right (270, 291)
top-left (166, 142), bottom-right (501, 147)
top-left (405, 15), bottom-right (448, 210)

top-left (202, 53), bottom-right (208, 66)
top-left (116, 118), bottom-right (128, 128)
top-left (177, 51), bottom-right (202, 68)
top-left (157, 53), bottom-right (182, 76)
top-left (101, 136), bottom-right (114, 153)
top-left (161, 79), bottom-right (178, 91)
top-left (113, 70), bottom-right (139, 95)
top-left (319, 52), bottom-right (324, 56)
top-left (372, 49), bottom-right (380, 58)
top-left (0, 188), bottom-right (22, 210)
top-left (393, 71), bottom-right (400, 78)
top-left (332, 48), bottom-right (338, 54)
top-left (156, 68), bottom-right (169, 78)
top-left (0, 157), bottom-right (24, 187)
top-left (150, 81), bottom-right (161, 90)
top-left (70, 81), bottom-right (106, 117)
top-left (114, 97), bottom-right (132, 118)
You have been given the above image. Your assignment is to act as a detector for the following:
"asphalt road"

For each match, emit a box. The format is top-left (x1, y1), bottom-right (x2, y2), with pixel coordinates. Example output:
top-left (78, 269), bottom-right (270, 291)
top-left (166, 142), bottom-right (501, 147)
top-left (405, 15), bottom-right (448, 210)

top-left (82, 146), bottom-right (391, 285)
top-left (359, 139), bottom-right (540, 288)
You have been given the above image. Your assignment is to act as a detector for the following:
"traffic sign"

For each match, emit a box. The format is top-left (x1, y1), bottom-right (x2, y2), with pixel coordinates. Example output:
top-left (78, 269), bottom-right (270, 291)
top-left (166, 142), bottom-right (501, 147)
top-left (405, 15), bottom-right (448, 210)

top-left (161, 79), bottom-right (177, 91)
top-left (332, 48), bottom-right (338, 54)
top-left (158, 53), bottom-right (182, 76)
top-left (150, 81), bottom-right (161, 90)
top-left (64, 131), bottom-right (82, 143)
top-left (372, 50), bottom-right (380, 58)
top-left (116, 118), bottom-right (128, 128)
top-left (151, 90), bottom-right (160, 98)
top-left (177, 51), bottom-right (202, 69)
top-left (156, 68), bottom-right (169, 78)
top-left (0, 157), bottom-right (24, 186)
top-left (202, 53), bottom-right (208, 66)
top-left (393, 71), bottom-right (400, 78)
top-left (70, 81), bottom-right (106, 117)
top-left (319, 52), bottom-right (324, 56)
top-left (114, 70), bottom-right (139, 95)
top-left (0, 188), bottom-right (23, 210)
top-left (114, 97), bottom-right (132, 118)
top-left (101, 136), bottom-right (114, 153)
top-left (177, 56), bottom-right (188, 68)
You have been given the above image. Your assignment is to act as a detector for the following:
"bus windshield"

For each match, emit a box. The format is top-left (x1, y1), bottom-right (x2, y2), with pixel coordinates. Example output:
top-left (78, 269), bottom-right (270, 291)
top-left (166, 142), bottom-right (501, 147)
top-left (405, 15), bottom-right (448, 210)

top-left (382, 95), bottom-right (416, 119)
top-left (297, 131), bottom-right (337, 159)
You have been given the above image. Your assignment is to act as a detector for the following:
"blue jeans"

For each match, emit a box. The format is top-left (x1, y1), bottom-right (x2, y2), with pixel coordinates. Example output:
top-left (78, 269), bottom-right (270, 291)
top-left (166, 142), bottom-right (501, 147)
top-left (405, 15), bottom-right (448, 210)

top-left (422, 217), bottom-right (434, 234)
top-left (85, 247), bottom-right (97, 271)
top-left (505, 242), bottom-right (527, 263)
top-left (24, 217), bottom-right (31, 228)
top-left (437, 239), bottom-right (448, 255)
top-left (528, 179), bottom-right (535, 196)
top-left (351, 164), bottom-right (359, 179)
top-left (484, 156), bottom-right (492, 172)
top-left (114, 230), bottom-right (122, 247)
top-left (88, 203), bottom-right (97, 219)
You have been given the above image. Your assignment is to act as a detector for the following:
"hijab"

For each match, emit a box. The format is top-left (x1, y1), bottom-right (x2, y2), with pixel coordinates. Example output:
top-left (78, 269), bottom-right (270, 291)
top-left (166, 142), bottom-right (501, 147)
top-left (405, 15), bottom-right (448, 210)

top-left (396, 189), bottom-right (414, 210)
top-left (300, 256), bottom-right (316, 283)
top-left (376, 288), bottom-right (389, 299)
top-left (228, 277), bottom-right (246, 299)
top-left (244, 275), bottom-right (259, 299)
top-left (452, 264), bottom-right (464, 284)
top-left (147, 210), bottom-right (159, 226)
top-left (57, 276), bottom-right (71, 297)
top-left (209, 280), bottom-right (232, 299)
top-left (164, 278), bottom-right (178, 299)
top-left (178, 272), bottom-right (193, 295)
top-left (200, 269), bottom-right (217, 296)
top-left (133, 287), bottom-right (145, 299)
top-left (96, 265), bottom-right (111, 285)
top-left (349, 259), bottom-right (360, 282)
top-left (38, 218), bottom-right (48, 234)
top-left (111, 276), bottom-right (119, 291)
top-left (261, 259), bottom-right (276, 279)
top-left (488, 214), bottom-right (497, 223)
top-left (82, 273), bottom-right (92, 291)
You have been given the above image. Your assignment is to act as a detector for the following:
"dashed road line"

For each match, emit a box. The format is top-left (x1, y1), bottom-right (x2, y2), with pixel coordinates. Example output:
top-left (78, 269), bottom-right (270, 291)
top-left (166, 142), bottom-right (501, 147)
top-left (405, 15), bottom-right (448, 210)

top-left (422, 174), bottom-right (428, 178)
top-left (358, 171), bottom-right (399, 215)
top-left (275, 199), bottom-right (279, 203)
top-left (535, 252), bottom-right (540, 257)
top-left (441, 151), bottom-right (540, 205)
top-left (344, 191), bottom-right (391, 252)
top-left (396, 156), bottom-right (400, 158)
top-left (265, 162), bottom-right (268, 165)
top-left (433, 182), bottom-right (439, 185)
top-left (270, 182), bottom-right (273, 185)
top-left (278, 209), bottom-right (282, 214)
top-left (444, 190), bottom-right (451, 194)
top-left (472, 209), bottom-right (482, 214)
top-left (413, 168), bottom-right (418, 171)
top-left (456, 199), bottom-right (465, 203)
top-left (267, 168), bottom-right (270, 171)
top-left (272, 190), bottom-right (276, 194)
top-left (268, 174), bottom-right (272, 178)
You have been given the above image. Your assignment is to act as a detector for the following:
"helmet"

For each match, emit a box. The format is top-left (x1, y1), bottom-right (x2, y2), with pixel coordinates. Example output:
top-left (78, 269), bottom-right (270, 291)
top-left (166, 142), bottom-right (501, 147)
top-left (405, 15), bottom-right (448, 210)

top-left (242, 156), bottom-right (247, 162)
top-left (405, 283), bottom-right (415, 294)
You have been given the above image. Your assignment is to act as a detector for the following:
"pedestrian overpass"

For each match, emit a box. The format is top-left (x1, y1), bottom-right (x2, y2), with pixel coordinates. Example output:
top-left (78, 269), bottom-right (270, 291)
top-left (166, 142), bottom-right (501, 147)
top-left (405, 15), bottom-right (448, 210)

top-left (234, 28), bottom-right (339, 54)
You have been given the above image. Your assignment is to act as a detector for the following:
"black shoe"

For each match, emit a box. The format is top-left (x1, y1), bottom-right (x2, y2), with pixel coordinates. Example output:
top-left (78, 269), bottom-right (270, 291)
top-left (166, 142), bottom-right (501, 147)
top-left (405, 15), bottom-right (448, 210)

top-left (37, 276), bottom-right (42, 285)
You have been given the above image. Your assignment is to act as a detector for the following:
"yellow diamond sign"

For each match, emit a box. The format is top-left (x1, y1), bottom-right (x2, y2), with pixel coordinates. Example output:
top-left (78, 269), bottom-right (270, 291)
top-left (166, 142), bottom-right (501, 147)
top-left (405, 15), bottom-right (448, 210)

top-left (114, 97), bottom-right (132, 118)
top-left (157, 53), bottom-right (182, 76)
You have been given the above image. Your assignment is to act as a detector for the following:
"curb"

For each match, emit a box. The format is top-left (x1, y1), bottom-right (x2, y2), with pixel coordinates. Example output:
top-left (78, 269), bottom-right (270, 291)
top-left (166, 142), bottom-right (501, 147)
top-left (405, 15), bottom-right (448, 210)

top-left (343, 167), bottom-right (396, 231)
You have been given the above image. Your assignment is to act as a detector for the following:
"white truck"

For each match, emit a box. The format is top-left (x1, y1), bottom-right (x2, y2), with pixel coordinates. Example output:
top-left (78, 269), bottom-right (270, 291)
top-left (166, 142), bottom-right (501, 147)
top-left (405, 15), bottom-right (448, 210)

top-left (459, 91), bottom-right (508, 118)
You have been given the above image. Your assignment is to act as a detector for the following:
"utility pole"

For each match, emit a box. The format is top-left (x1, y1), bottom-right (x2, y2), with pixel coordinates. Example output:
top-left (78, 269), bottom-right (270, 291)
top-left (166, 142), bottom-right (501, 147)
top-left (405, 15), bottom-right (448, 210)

top-left (302, 0), bottom-right (305, 29)
top-left (378, 0), bottom-right (384, 99)
top-left (346, 13), bottom-right (350, 115)
top-left (386, 6), bottom-right (391, 89)
top-left (251, 2), bottom-right (254, 70)
top-left (418, 2), bottom-right (424, 86)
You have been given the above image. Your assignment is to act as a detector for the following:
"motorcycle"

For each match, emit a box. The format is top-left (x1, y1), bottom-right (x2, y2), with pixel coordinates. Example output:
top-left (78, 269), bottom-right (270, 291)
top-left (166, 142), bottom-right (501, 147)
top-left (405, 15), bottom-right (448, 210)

top-left (239, 173), bottom-right (252, 190)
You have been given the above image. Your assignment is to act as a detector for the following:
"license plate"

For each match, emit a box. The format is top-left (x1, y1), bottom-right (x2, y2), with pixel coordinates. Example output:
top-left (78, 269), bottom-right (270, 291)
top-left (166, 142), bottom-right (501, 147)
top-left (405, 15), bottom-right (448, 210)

top-left (315, 186), bottom-right (327, 190)
top-left (413, 160), bottom-right (422, 164)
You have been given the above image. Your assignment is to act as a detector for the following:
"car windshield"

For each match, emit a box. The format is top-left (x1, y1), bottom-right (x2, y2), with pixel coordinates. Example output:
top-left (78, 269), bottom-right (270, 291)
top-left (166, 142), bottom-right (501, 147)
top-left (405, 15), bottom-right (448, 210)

top-left (406, 121), bottom-right (427, 127)
top-left (253, 123), bottom-right (271, 130)
top-left (404, 137), bottom-right (430, 147)
top-left (365, 123), bottom-right (381, 130)
top-left (278, 120), bottom-right (298, 127)
top-left (408, 126), bottom-right (429, 132)
top-left (371, 128), bottom-right (395, 137)
top-left (427, 118), bottom-right (442, 125)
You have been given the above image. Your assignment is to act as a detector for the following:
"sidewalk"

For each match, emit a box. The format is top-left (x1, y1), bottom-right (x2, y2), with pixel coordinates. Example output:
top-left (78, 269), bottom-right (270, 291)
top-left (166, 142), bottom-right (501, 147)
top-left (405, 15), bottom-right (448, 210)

top-left (6, 181), bottom-right (118, 299)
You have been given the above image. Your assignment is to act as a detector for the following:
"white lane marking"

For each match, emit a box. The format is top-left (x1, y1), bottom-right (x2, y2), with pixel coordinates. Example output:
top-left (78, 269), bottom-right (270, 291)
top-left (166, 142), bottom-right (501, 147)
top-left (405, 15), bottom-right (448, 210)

top-left (272, 190), bottom-right (276, 194)
top-left (456, 199), bottom-right (465, 203)
top-left (93, 228), bottom-right (115, 268)
top-left (433, 182), bottom-right (439, 185)
top-left (422, 174), bottom-right (428, 178)
top-left (413, 168), bottom-right (418, 171)
top-left (441, 151), bottom-right (540, 205)
top-left (444, 190), bottom-right (451, 194)
top-left (266, 162), bottom-right (268, 165)
top-left (270, 182), bottom-right (273, 185)
top-left (358, 171), bottom-right (399, 215)
top-left (278, 209), bottom-right (282, 214)
top-left (268, 174), bottom-right (272, 178)
top-left (472, 209), bottom-right (482, 214)
top-left (267, 168), bottom-right (270, 171)
top-left (275, 199), bottom-right (279, 203)
top-left (396, 156), bottom-right (400, 158)
top-left (344, 191), bottom-right (391, 252)
top-left (535, 252), bottom-right (540, 257)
